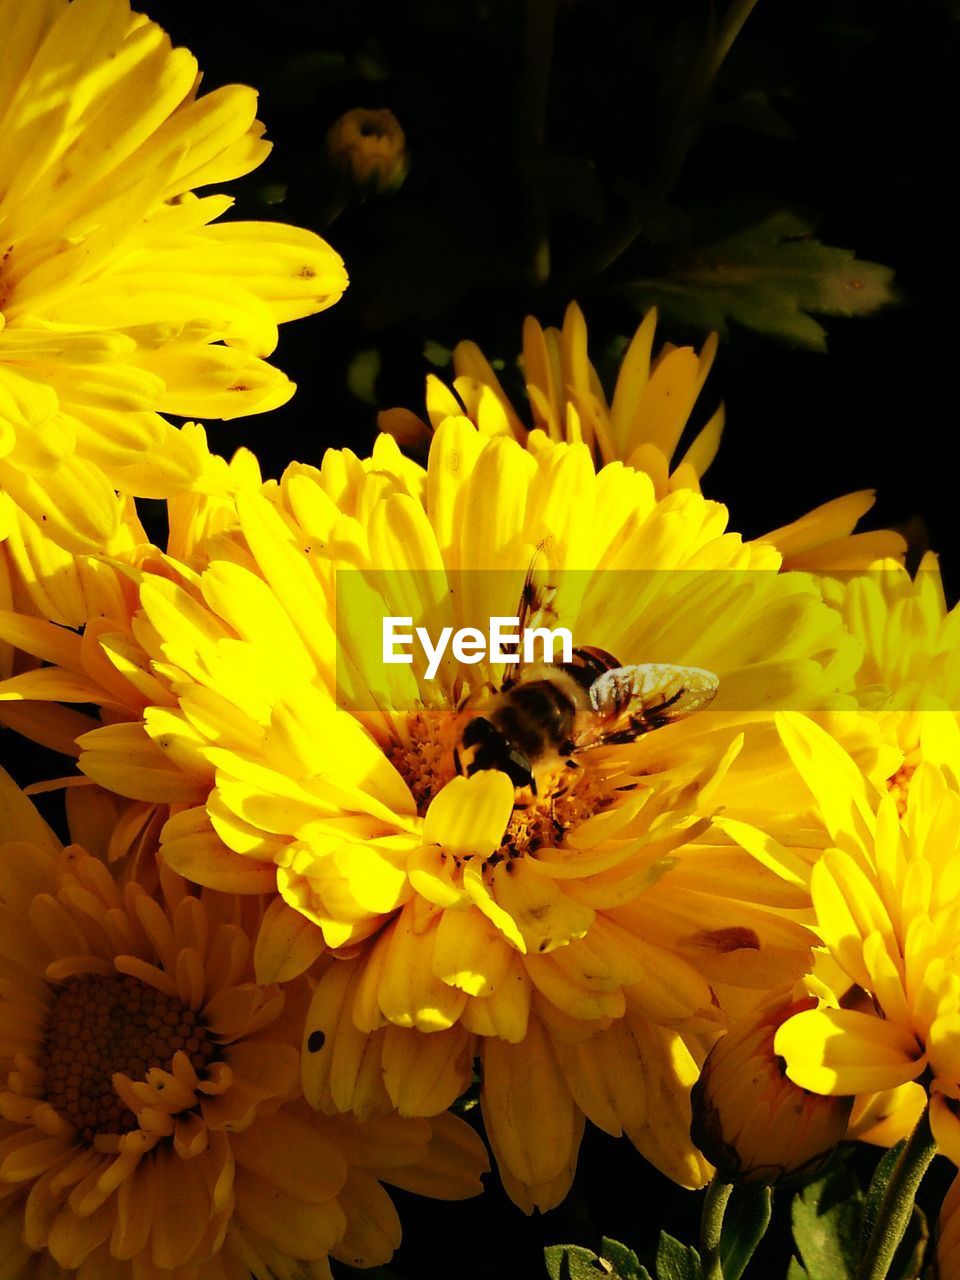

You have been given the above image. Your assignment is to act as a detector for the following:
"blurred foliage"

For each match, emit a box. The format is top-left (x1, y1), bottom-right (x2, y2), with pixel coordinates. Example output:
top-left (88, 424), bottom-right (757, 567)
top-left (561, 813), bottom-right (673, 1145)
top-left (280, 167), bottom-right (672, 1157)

top-left (165, 0), bottom-right (905, 350)
top-left (144, 0), bottom-right (960, 597)
top-left (620, 212), bottom-right (897, 351)
top-left (225, 0), bottom-right (900, 346)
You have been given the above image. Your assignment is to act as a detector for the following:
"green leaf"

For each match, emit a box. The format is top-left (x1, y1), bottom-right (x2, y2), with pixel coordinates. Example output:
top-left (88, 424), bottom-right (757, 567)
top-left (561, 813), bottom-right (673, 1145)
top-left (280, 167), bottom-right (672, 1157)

top-left (623, 212), bottom-right (898, 350)
top-left (787, 1260), bottom-right (808, 1280)
top-left (655, 1233), bottom-right (703, 1280)
top-left (601, 1237), bottom-right (644, 1280)
top-left (544, 1244), bottom-right (608, 1280)
top-left (346, 349), bottom-right (381, 406)
top-left (544, 1240), bottom-right (653, 1280)
top-left (256, 183), bottom-right (288, 206)
top-left (423, 340), bottom-right (454, 369)
top-left (790, 1159), bottom-right (864, 1280)
top-left (720, 1186), bottom-right (773, 1280)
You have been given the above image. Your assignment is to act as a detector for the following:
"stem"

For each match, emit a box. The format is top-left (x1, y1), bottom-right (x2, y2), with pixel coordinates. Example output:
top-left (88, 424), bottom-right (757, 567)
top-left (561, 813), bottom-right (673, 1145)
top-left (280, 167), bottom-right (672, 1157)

top-left (857, 1105), bottom-right (936, 1280)
top-left (569, 0), bottom-right (762, 284)
top-left (700, 1176), bottom-right (733, 1280)
top-left (518, 0), bottom-right (557, 284)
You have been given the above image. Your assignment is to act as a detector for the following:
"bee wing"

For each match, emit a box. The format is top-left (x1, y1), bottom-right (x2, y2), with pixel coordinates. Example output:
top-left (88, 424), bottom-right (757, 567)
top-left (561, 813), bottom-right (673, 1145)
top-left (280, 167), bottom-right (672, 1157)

top-left (574, 663), bottom-right (719, 748)
top-left (502, 538), bottom-right (560, 687)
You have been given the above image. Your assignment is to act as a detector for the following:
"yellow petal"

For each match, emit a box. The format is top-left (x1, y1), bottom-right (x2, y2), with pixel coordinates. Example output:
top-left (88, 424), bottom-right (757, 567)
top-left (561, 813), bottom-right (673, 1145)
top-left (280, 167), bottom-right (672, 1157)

top-left (422, 772), bottom-right (514, 858)
top-left (253, 895), bottom-right (326, 983)
top-left (381, 1023), bottom-right (474, 1116)
top-left (480, 1016), bottom-right (580, 1190)
top-left (775, 1007), bottom-right (924, 1095)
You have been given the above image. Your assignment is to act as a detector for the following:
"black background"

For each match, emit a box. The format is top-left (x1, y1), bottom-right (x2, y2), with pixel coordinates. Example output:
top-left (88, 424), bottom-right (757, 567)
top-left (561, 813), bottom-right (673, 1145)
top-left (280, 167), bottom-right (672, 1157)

top-left (147, 0), bottom-right (960, 595)
top-left (18, 0), bottom-right (960, 1274)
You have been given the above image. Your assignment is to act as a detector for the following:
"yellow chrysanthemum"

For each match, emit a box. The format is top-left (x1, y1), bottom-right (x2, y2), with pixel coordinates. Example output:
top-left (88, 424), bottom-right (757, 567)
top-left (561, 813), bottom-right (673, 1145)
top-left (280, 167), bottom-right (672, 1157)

top-left (0, 769), bottom-right (486, 1279)
top-left (711, 558), bottom-right (960, 889)
top-left (380, 302), bottom-right (723, 493)
top-left (0, 0), bottom-right (346, 579)
top-left (820, 553), bottom-right (960, 776)
top-left (771, 711), bottom-right (960, 1168)
top-left (380, 302), bottom-right (904, 570)
top-left (0, 421), bottom-right (866, 1207)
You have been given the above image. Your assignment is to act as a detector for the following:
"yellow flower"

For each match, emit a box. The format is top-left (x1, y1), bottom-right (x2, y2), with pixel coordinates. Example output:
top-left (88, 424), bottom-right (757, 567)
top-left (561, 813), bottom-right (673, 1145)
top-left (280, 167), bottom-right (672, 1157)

top-left (845, 1082), bottom-right (926, 1148)
top-left (0, 488), bottom-right (141, 634)
top-left (324, 108), bottom-right (408, 194)
top-left (0, 421), bottom-right (863, 1206)
top-left (760, 494), bottom-right (905, 573)
top-left (379, 302), bottom-right (904, 570)
top-left (0, 768), bottom-right (487, 1278)
top-left (380, 302), bottom-right (722, 493)
top-left (691, 993), bottom-right (853, 1185)
top-left (771, 711), bottom-right (960, 1167)
top-left (0, 0), bottom-right (346, 574)
top-left (820, 553), bottom-right (960, 779)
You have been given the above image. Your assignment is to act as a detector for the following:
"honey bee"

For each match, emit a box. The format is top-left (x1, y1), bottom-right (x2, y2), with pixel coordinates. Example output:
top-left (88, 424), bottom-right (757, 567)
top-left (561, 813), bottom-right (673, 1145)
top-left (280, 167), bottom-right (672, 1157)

top-left (453, 548), bottom-right (719, 793)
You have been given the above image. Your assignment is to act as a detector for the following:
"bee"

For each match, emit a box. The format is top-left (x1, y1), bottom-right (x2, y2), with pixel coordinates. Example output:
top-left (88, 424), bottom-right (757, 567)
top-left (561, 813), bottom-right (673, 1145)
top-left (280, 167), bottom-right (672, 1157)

top-left (453, 548), bottom-right (719, 793)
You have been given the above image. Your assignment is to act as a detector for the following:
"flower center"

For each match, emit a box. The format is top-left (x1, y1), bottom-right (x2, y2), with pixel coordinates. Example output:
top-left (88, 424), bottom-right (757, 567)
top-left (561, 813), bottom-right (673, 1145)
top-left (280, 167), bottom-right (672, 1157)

top-left (391, 710), bottom-right (607, 857)
top-left (887, 761), bottom-right (917, 816)
top-left (389, 710), bottom-right (460, 814)
top-left (41, 973), bottom-right (217, 1141)
top-left (499, 764), bottom-right (607, 857)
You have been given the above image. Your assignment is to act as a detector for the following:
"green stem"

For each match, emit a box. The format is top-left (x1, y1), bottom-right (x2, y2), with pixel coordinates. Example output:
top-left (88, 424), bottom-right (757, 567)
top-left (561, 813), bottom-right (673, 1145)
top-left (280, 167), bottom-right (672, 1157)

top-left (518, 0), bottom-right (557, 284)
top-left (857, 1105), bottom-right (936, 1280)
top-left (569, 0), bottom-right (762, 284)
top-left (700, 1176), bottom-right (733, 1280)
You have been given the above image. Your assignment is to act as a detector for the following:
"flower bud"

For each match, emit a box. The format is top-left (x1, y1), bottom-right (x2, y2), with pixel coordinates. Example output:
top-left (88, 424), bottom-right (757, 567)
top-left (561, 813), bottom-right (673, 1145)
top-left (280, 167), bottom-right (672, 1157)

top-left (691, 997), bottom-right (853, 1186)
top-left (324, 108), bottom-right (408, 194)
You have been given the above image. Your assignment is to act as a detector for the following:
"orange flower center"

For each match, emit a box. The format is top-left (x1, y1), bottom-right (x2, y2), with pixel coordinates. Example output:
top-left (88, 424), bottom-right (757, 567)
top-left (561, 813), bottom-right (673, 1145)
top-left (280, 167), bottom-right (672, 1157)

top-left (41, 974), bottom-right (216, 1141)
top-left (501, 764), bottom-right (606, 857)
top-left (391, 710), bottom-right (607, 857)
top-left (888, 761), bottom-right (917, 816)
top-left (390, 710), bottom-right (459, 814)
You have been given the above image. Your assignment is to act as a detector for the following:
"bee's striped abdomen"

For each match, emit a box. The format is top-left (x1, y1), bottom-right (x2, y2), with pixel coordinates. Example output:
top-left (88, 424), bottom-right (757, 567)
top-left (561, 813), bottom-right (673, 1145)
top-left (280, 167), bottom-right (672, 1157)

top-left (490, 679), bottom-right (577, 762)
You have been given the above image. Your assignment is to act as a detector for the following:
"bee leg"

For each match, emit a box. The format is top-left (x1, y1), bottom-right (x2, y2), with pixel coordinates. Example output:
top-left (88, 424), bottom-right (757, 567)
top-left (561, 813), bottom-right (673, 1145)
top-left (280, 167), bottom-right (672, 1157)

top-left (457, 680), bottom-right (499, 712)
top-left (453, 746), bottom-right (464, 777)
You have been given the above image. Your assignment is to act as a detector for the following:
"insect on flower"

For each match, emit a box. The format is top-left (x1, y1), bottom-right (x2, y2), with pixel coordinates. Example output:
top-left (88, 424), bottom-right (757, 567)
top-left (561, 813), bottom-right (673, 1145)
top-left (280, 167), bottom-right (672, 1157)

top-left (454, 544), bottom-right (720, 794)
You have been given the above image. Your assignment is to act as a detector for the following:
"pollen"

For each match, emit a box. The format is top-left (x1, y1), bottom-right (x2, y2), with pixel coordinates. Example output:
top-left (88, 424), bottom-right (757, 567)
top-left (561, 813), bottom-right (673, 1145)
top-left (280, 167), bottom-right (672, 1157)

top-left (389, 709), bottom-right (460, 814)
top-left (887, 760), bottom-right (917, 816)
top-left (391, 710), bottom-right (610, 852)
top-left (501, 764), bottom-right (607, 858)
top-left (40, 973), bottom-right (217, 1142)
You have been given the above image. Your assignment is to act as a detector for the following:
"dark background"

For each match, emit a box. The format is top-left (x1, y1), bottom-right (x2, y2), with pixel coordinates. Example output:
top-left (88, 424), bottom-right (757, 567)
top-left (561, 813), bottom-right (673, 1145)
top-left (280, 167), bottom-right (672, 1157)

top-left (148, 0), bottom-right (960, 598)
top-left (40, 0), bottom-right (960, 1273)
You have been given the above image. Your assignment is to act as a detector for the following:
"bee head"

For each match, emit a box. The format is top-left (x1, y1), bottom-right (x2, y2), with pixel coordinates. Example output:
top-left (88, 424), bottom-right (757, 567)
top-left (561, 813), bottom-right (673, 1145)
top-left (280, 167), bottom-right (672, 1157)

top-left (458, 716), bottom-right (535, 790)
